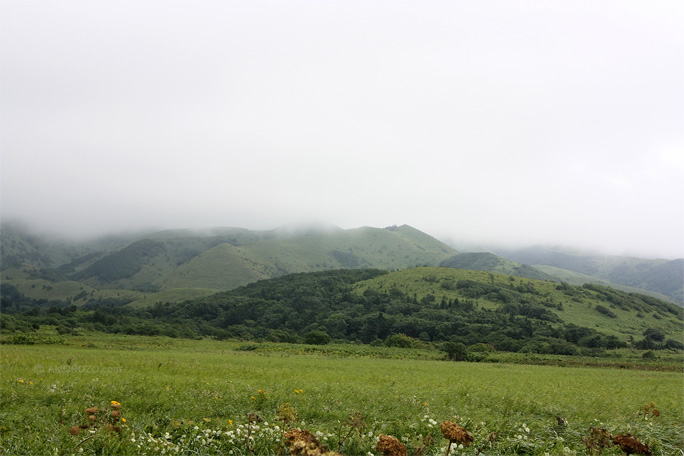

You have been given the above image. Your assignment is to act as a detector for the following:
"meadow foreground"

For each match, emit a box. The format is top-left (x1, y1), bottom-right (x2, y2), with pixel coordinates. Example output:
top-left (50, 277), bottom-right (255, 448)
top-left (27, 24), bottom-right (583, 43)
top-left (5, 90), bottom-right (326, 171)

top-left (1, 333), bottom-right (682, 455)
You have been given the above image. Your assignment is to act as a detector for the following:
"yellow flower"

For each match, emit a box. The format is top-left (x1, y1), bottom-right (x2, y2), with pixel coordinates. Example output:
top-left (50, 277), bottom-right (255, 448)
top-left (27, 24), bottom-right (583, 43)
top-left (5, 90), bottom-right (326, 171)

top-left (214, 396), bottom-right (219, 400)
top-left (111, 401), bottom-right (121, 406)
top-left (122, 418), bottom-right (127, 423)
top-left (228, 420), bottom-right (233, 426)
top-left (251, 396), bottom-right (256, 400)
top-left (423, 402), bottom-right (427, 407)
top-left (17, 379), bottom-right (24, 383)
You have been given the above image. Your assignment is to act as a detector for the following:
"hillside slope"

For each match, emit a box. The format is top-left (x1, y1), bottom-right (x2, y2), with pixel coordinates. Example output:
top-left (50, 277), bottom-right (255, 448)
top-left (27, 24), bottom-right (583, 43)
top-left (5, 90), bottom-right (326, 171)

top-left (3, 267), bottom-right (681, 356)
top-left (440, 252), bottom-right (557, 281)
top-left (1, 224), bottom-right (457, 298)
top-left (496, 246), bottom-right (684, 303)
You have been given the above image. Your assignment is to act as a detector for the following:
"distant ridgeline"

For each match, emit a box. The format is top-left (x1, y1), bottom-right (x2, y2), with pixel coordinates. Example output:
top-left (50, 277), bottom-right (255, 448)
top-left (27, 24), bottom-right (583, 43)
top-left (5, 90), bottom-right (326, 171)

top-left (2, 268), bottom-right (682, 356)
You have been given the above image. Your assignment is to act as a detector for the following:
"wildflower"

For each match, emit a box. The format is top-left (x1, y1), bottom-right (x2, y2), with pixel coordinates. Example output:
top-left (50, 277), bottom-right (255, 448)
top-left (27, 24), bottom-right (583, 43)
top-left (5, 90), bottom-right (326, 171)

top-left (17, 379), bottom-right (24, 383)
top-left (228, 420), bottom-right (233, 426)
top-left (285, 428), bottom-right (341, 456)
top-left (612, 434), bottom-right (652, 456)
top-left (277, 403), bottom-right (298, 427)
top-left (122, 418), bottom-right (127, 423)
top-left (376, 434), bottom-right (407, 456)
top-left (440, 421), bottom-right (473, 456)
top-left (111, 400), bottom-right (121, 406)
top-left (583, 427), bottom-right (612, 455)
top-left (440, 421), bottom-right (473, 447)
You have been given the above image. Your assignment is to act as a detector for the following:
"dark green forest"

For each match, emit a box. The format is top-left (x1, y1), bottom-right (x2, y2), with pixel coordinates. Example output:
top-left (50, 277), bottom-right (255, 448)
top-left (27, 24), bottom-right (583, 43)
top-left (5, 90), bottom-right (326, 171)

top-left (2, 269), bottom-right (681, 356)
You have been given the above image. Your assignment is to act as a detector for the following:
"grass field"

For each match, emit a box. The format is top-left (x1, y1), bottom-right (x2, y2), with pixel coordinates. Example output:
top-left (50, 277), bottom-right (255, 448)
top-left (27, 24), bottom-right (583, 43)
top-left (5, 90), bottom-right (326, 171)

top-left (1, 333), bottom-right (682, 455)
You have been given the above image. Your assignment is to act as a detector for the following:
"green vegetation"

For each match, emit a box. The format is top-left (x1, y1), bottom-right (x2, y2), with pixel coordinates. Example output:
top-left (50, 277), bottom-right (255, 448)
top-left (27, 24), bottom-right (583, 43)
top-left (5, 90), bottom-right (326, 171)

top-left (440, 252), bottom-right (556, 281)
top-left (498, 246), bottom-right (684, 303)
top-left (1, 224), bottom-right (457, 305)
top-left (1, 332), bottom-right (682, 455)
top-left (3, 268), bottom-right (681, 359)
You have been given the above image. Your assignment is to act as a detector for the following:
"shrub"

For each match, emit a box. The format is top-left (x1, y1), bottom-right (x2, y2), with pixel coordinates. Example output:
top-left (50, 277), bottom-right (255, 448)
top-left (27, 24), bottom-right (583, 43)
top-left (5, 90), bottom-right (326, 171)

top-left (595, 305), bottom-right (617, 318)
top-left (442, 341), bottom-right (467, 361)
top-left (384, 333), bottom-right (423, 349)
top-left (304, 330), bottom-right (331, 345)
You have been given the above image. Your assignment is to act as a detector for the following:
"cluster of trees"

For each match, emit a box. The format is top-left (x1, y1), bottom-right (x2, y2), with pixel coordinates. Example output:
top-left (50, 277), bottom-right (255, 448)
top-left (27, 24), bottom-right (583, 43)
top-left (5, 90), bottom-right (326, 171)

top-left (1, 270), bottom-right (681, 355)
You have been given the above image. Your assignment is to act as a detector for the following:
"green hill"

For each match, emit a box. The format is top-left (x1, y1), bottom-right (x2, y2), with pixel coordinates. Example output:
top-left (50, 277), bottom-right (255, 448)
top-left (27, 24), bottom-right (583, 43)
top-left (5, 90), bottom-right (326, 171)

top-left (0, 223), bottom-right (457, 305)
top-left (531, 265), bottom-right (675, 302)
top-left (496, 246), bottom-right (684, 303)
top-left (156, 243), bottom-right (270, 290)
top-left (64, 224), bottom-right (456, 291)
top-left (352, 267), bottom-right (681, 343)
top-left (439, 252), bottom-right (557, 281)
top-left (4, 268), bottom-right (680, 357)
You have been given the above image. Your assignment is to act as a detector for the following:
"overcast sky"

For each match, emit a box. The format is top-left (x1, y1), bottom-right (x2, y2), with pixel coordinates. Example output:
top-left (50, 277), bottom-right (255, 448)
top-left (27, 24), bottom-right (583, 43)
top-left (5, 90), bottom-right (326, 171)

top-left (1, 0), bottom-right (683, 259)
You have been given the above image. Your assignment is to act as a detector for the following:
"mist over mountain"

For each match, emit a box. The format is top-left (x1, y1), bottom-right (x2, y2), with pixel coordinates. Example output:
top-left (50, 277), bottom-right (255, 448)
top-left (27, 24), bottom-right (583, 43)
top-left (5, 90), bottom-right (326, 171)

top-left (1, 221), bottom-right (681, 305)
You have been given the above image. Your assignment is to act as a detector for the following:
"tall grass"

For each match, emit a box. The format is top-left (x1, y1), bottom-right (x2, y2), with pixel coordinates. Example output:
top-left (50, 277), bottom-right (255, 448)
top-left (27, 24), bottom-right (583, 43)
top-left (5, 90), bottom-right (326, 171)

top-left (1, 334), bottom-right (682, 455)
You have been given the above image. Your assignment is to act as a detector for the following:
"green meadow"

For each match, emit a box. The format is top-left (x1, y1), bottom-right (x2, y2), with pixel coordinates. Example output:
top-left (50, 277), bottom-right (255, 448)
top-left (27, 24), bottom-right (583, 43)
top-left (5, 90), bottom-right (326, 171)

top-left (1, 333), bottom-right (682, 455)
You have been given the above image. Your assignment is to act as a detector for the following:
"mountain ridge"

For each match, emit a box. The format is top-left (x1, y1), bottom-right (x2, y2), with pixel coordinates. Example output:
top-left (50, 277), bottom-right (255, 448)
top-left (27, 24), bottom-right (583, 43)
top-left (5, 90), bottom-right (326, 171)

top-left (1, 222), bottom-right (681, 306)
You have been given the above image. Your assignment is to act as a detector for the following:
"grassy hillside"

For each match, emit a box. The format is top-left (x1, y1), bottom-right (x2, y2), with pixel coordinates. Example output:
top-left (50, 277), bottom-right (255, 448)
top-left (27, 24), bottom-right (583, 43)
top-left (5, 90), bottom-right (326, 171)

top-left (532, 265), bottom-right (675, 301)
top-left (0, 222), bottom-right (141, 271)
top-left (67, 224), bottom-right (456, 291)
top-left (156, 243), bottom-right (270, 290)
top-left (2, 268), bottom-right (681, 360)
top-left (353, 267), bottom-right (682, 343)
top-left (0, 224), bottom-right (457, 308)
top-left (241, 225), bottom-right (456, 276)
top-left (497, 246), bottom-right (684, 303)
top-left (439, 252), bottom-right (556, 281)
